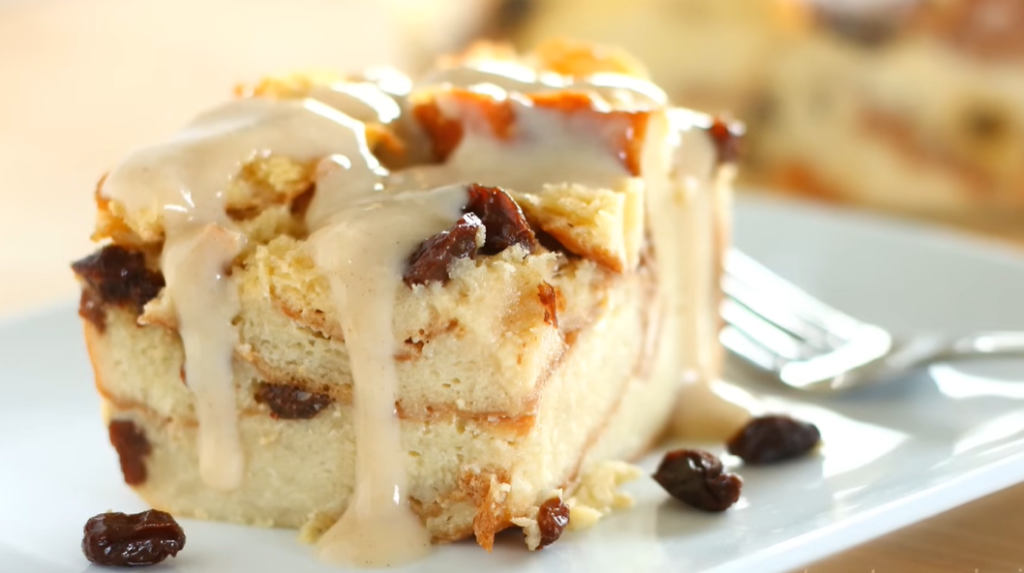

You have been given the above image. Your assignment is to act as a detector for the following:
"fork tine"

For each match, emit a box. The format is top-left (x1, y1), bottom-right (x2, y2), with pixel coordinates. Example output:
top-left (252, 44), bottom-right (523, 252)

top-left (724, 248), bottom-right (864, 340)
top-left (721, 325), bottom-right (780, 372)
top-left (720, 249), bottom-right (896, 389)
top-left (720, 297), bottom-right (814, 362)
top-left (722, 273), bottom-right (832, 350)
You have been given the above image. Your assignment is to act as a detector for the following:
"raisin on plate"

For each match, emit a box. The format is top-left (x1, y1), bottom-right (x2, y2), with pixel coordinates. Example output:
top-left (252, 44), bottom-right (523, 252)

top-left (653, 449), bottom-right (742, 512)
top-left (727, 414), bottom-right (822, 464)
top-left (82, 509), bottom-right (186, 567)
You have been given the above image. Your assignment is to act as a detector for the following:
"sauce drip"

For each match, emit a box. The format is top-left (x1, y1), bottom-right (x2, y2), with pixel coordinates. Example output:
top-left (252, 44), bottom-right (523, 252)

top-left (102, 97), bottom-right (382, 490)
top-left (309, 186), bottom-right (468, 566)
top-left (161, 222), bottom-right (246, 489)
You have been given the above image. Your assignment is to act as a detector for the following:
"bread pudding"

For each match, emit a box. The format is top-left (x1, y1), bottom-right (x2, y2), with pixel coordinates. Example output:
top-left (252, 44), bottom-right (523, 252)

top-left (71, 41), bottom-right (738, 565)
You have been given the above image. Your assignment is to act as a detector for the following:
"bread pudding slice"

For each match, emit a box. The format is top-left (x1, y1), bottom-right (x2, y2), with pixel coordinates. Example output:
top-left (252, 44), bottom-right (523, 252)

top-left (72, 41), bottom-right (737, 564)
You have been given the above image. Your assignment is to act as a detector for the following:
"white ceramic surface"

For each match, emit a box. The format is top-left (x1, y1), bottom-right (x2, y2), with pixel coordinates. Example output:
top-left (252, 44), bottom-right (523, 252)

top-left (3, 195), bottom-right (1024, 573)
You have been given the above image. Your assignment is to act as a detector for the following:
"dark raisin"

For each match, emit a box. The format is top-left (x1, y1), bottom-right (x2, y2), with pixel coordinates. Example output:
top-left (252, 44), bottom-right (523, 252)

top-left (71, 245), bottom-right (165, 315)
top-left (254, 382), bottom-right (334, 420)
top-left (653, 449), bottom-right (742, 512)
top-left (404, 213), bottom-right (483, 286)
top-left (537, 282), bottom-right (559, 327)
top-left (82, 509), bottom-right (186, 567)
top-left (536, 497), bottom-right (570, 548)
top-left (706, 117), bottom-right (743, 165)
top-left (465, 183), bottom-right (537, 255)
top-left (108, 420), bottom-right (151, 486)
top-left (403, 185), bottom-right (536, 286)
top-left (727, 415), bottom-right (822, 465)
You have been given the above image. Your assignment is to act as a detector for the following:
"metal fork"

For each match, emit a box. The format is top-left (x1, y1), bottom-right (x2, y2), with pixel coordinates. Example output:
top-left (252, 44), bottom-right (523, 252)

top-left (721, 248), bottom-right (1024, 393)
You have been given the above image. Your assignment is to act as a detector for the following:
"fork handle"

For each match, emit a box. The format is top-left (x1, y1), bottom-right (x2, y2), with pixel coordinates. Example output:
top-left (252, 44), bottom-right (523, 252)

top-left (945, 332), bottom-right (1024, 360)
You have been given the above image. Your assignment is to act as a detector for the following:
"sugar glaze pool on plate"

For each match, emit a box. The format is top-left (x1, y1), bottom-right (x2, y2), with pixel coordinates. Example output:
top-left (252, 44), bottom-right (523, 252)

top-left (3, 194), bottom-right (1024, 573)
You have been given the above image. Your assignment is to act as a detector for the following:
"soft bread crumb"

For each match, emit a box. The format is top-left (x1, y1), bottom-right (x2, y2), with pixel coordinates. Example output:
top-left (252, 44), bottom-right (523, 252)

top-left (566, 504), bottom-right (604, 531)
top-left (511, 516), bottom-right (542, 550)
top-left (139, 292), bottom-right (176, 329)
top-left (566, 461), bottom-right (643, 531)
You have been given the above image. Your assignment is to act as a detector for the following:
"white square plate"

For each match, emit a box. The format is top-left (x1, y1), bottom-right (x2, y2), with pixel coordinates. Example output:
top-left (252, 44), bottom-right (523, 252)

top-left (4, 195), bottom-right (1024, 573)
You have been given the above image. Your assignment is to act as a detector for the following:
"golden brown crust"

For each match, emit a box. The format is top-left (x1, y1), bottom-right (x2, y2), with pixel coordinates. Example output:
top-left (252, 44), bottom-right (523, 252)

top-left (411, 91), bottom-right (515, 162)
top-left (535, 226), bottom-right (626, 272)
top-left (92, 178), bottom-right (142, 246)
top-left (412, 88), bottom-right (651, 179)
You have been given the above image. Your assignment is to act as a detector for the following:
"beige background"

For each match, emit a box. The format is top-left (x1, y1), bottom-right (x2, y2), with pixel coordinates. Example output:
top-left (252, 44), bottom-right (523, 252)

top-left (2, 0), bottom-right (1023, 569)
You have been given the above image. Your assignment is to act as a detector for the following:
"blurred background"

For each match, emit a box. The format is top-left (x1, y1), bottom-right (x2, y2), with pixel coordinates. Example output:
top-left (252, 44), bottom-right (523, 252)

top-left (1, 0), bottom-right (1022, 313)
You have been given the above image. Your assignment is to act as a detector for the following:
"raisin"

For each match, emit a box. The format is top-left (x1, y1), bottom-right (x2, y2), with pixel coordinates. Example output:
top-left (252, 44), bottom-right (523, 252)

top-left (404, 213), bottom-right (483, 286)
top-left (71, 245), bottom-right (165, 316)
top-left (727, 415), bottom-right (822, 465)
top-left (254, 382), bottom-right (334, 420)
top-left (706, 117), bottom-right (743, 165)
top-left (82, 509), bottom-right (186, 567)
top-left (108, 420), bottom-right (151, 486)
top-left (465, 184), bottom-right (537, 255)
top-left (403, 185), bottom-right (537, 286)
top-left (653, 449), bottom-right (742, 512)
top-left (536, 497), bottom-right (570, 548)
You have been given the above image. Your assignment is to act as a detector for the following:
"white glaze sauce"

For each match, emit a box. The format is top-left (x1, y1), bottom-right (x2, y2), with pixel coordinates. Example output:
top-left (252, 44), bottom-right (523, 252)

top-left (309, 185), bottom-right (468, 567)
top-left (389, 91), bottom-right (632, 194)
